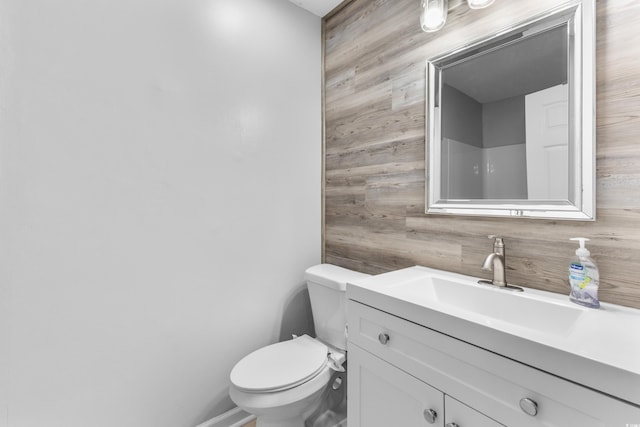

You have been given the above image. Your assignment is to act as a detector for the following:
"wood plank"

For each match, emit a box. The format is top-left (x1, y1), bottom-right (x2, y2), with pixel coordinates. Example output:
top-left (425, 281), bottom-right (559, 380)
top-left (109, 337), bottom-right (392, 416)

top-left (323, 0), bottom-right (640, 309)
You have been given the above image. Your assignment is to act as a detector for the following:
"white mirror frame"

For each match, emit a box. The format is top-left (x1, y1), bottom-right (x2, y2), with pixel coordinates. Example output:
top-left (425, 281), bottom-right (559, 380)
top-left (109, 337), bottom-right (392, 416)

top-left (426, 0), bottom-right (595, 220)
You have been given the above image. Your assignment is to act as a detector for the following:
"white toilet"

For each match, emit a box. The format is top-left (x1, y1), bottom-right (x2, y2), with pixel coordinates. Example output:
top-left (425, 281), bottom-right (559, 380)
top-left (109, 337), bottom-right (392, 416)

top-left (229, 264), bottom-right (370, 427)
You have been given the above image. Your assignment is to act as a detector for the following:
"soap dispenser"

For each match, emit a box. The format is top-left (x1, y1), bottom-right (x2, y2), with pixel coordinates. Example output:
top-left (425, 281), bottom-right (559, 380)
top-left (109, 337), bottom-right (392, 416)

top-left (568, 237), bottom-right (600, 308)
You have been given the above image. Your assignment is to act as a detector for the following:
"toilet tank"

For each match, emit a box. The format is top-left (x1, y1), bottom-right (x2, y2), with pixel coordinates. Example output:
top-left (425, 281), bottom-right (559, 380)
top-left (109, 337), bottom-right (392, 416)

top-left (305, 264), bottom-right (370, 351)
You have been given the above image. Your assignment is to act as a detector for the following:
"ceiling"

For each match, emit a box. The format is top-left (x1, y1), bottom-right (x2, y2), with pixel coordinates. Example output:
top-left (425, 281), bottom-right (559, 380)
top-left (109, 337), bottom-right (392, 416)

top-left (444, 25), bottom-right (567, 104)
top-left (287, 0), bottom-right (344, 17)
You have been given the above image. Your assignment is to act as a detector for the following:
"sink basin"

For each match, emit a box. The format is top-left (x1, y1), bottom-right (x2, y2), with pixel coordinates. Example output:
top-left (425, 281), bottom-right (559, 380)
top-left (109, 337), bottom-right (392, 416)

top-left (377, 268), bottom-right (585, 337)
top-left (431, 276), bottom-right (584, 335)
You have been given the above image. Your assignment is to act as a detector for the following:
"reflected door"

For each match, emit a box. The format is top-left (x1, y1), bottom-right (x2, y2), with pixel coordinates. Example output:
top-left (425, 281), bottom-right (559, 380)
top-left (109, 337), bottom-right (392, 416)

top-left (525, 84), bottom-right (569, 200)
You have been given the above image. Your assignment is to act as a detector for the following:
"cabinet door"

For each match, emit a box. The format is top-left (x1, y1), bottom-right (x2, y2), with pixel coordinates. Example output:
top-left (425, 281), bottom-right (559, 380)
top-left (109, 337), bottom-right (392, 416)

top-left (348, 343), bottom-right (444, 427)
top-left (445, 395), bottom-right (504, 427)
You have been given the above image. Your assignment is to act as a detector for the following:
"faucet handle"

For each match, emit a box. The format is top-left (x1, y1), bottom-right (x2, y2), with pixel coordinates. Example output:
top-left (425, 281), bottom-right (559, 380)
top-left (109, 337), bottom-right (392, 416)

top-left (488, 235), bottom-right (505, 249)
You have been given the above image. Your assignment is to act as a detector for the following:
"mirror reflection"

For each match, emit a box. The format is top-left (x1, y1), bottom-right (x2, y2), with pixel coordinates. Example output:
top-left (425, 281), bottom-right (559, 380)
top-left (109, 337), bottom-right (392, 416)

top-left (441, 25), bottom-right (568, 200)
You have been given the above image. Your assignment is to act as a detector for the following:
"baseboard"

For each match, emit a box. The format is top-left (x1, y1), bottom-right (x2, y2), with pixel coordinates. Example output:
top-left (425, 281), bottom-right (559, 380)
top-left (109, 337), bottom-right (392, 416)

top-left (195, 406), bottom-right (256, 427)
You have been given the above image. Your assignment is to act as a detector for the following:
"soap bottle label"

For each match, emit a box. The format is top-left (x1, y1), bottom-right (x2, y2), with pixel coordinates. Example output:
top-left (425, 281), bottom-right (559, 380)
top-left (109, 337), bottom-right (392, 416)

top-left (569, 261), bottom-right (600, 308)
top-left (569, 263), bottom-right (585, 285)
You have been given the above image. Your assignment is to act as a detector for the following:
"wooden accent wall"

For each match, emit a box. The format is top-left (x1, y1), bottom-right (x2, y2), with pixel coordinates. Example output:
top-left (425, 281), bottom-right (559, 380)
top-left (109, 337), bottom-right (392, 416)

top-left (323, 0), bottom-right (640, 309)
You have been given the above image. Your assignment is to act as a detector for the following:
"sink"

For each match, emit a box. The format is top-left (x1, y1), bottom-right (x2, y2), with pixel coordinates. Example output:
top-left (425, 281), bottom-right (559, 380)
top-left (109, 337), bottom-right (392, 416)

top-left (383, 269), bottom-right (585, 337)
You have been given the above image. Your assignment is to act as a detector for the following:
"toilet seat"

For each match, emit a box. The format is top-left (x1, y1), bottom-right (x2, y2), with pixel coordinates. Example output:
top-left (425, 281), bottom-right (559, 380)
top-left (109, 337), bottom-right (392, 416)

top-left (230, 335), bottom-right (329, 393)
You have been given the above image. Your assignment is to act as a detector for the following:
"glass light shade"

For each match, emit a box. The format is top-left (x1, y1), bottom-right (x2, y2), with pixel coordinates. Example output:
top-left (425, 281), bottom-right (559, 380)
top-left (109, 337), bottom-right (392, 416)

top-left (421, 0), bottom-right (448, 33)
top-left (467, 0), bottom-right (495, 9)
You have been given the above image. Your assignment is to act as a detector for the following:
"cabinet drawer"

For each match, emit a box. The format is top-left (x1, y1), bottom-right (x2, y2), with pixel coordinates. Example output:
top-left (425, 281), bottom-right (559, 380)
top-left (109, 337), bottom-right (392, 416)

top-left (347, 300), bottom-right (640, 426)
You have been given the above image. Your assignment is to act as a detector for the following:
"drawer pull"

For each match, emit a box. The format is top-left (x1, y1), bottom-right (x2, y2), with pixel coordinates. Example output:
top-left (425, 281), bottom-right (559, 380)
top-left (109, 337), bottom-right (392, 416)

top-left (445, 423), bottom-right (460, 427)
top-left (378, 332), bottom-right (390, 345)
top-left (423, 409), bottom-right (437, 423)
top-left (519, 398), bottom-right (538, 416)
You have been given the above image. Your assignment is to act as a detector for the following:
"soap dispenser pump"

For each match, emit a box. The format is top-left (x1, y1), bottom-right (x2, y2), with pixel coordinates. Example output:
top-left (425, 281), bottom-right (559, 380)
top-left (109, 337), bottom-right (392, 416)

top-left (568, 237), bottom-right (600, 308)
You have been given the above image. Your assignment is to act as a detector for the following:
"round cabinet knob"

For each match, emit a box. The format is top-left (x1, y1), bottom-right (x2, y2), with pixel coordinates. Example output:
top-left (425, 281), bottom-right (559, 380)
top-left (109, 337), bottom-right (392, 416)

top-left (378, 333), bottom-right (390, 345)
top-left (519, 398), bottom-right (538, 416)
top-left (445, 423), bottom-right (460, 427)
top-left (423, 409), bottom-right (437, 424)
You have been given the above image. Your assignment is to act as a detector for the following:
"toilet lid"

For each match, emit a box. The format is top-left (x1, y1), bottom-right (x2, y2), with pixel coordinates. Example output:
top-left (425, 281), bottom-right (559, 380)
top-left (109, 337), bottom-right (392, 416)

top-left (230, 335), bottom-right (328, 392)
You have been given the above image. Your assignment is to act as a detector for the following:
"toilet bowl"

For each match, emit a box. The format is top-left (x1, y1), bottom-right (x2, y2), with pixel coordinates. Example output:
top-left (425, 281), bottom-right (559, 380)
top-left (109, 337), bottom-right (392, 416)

top-left (229, 335), bottom-right (343, 427)
top-left (228, 264), bottom-right (370, 427)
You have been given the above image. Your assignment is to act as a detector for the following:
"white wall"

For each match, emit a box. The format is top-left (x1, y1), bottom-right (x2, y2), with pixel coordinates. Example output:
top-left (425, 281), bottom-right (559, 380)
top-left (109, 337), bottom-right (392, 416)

top-left (0, 0), bottom-right (321, 426)
top-left (442, 138), bottom-right (483, 199)
top-left (443, 139), bottom-right (527, 200)
top-left (483, 144), bottom-right (527, 199)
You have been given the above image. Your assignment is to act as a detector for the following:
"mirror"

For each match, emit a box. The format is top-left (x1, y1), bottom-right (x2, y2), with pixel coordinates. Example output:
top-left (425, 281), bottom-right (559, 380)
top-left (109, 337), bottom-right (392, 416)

top-left (426, 1), bottom-right (595, 220)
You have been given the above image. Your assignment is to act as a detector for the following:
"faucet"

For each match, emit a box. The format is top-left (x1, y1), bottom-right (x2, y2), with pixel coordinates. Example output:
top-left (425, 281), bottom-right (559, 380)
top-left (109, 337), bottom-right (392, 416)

top-left (480, 236), bottom-right (523, 291)
top-left (482, 235), bottom-right (506, 286)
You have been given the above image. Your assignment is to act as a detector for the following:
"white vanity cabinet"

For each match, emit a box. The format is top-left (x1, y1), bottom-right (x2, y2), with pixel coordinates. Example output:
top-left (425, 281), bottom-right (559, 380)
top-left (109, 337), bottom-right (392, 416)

top-left (347, 300), bottom-right (640, 427)
top-left (349, 343), bottom-right (502, 427)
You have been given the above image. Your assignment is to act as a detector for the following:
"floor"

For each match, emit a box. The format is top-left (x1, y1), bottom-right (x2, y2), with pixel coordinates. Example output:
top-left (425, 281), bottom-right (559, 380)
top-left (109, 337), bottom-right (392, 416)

top-left (238, 368), bottom-right (347, 427)
top-left (239, 417), bottom-right (346, 427)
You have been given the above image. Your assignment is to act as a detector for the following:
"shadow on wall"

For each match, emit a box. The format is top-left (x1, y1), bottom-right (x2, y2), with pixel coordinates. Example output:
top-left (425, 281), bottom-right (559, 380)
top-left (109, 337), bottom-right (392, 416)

top-left (279, 284), bottom-right (315, 341)
top-left (280, 286), bottom-right (348, 427)
top-left (194, 284), bottom-right (316, 425)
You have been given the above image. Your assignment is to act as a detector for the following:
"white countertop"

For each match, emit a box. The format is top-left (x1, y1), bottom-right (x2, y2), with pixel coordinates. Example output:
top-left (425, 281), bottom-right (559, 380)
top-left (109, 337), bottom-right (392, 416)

top-left (346, 265), bottom-right (640, 407)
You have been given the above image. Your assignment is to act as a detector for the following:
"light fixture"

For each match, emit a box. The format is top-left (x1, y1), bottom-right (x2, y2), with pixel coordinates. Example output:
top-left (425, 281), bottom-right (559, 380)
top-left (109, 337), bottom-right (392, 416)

top-left (467, 0), bottom-right (495, 9)
top-left (420, 0), bottom-right (448, 33)
top-left (421, 0), bottom-right (495, 33)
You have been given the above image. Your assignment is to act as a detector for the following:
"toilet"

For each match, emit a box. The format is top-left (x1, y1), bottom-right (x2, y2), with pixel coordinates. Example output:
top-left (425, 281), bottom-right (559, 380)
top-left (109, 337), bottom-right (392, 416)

top-left (228, 264), bottom-right (370, 427)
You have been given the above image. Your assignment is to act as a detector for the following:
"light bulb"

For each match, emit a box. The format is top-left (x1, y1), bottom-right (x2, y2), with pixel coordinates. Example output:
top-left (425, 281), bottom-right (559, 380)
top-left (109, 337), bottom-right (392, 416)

top-left (467, 0), bottom-right (495, 9)
top-left (421, 0), bottom-right (448, 33)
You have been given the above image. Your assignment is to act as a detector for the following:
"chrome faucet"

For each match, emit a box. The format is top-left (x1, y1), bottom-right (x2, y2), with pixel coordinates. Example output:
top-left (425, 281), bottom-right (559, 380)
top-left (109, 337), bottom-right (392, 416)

top-left (482, 235), bottom-right (506, 286)
top-left (479, 236), bottom-right (523, 291)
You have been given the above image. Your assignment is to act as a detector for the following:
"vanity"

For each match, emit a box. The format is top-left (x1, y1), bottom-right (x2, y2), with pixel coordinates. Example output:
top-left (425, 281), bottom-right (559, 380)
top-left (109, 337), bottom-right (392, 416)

top-left (346, 266), bottom-right (640, 426)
